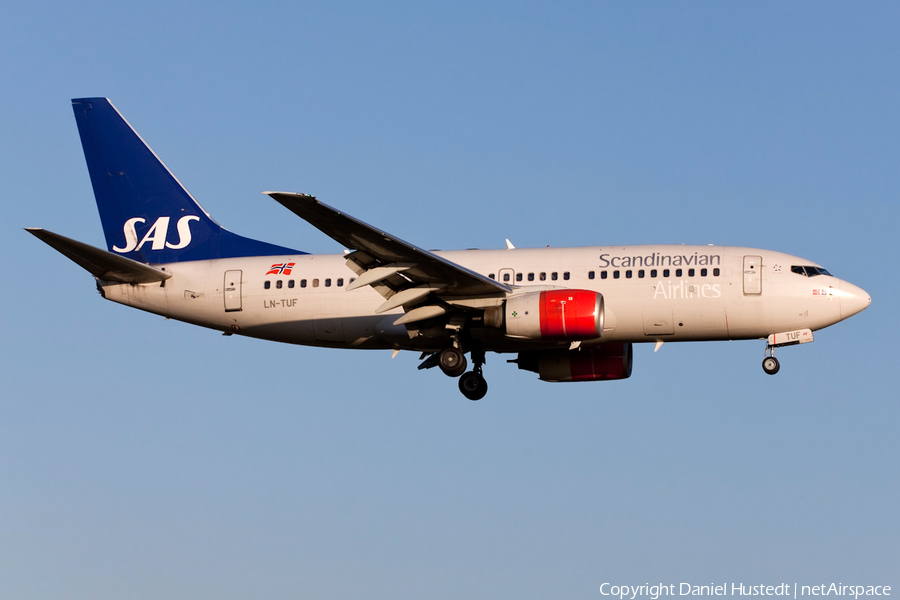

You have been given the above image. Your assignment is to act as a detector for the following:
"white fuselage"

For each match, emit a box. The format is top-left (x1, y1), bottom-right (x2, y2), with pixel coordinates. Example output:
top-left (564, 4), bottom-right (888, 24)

top-left (98, 244), bottom-right (870, 353)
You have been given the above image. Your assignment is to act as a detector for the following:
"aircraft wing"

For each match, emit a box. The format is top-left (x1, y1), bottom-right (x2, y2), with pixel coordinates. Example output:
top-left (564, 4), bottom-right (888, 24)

top-left (266, 193), bottom-right (512, 307)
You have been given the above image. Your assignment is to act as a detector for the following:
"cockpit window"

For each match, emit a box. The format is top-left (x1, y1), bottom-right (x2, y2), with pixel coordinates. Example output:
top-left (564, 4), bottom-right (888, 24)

top-left (792, 265), bottom-right (833, 277)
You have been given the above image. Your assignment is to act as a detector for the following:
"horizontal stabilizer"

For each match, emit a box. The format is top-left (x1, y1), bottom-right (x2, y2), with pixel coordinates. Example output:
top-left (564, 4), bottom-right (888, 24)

top-left (26, 228), bottom-right (172, 284)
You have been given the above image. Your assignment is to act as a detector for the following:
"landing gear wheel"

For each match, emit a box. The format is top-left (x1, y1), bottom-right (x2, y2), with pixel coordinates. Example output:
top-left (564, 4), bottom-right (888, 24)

top-left (439, 347), bottom-right (467, 377)
top-left (762, 356), bottom-right (780, 375)
top-left (459, 371), bottom-right (488, 401)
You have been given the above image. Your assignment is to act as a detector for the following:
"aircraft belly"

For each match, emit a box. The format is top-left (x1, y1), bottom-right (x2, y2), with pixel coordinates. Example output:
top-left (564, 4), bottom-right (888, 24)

top-left (237, 315), bottom-right (387, 348)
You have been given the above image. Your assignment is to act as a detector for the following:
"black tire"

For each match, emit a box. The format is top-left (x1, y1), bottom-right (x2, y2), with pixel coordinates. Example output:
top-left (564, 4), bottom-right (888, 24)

top-left (762, 356), bottom-right (780, 375)
top-left (439, 347), bottom-right (467, 377)
top-left (459, 371), bottom-right (488, 401)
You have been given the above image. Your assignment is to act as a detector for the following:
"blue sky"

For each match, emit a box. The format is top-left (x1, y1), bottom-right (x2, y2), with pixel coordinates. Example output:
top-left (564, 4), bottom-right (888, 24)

top-left (1, 2), bottom-right (897, 598)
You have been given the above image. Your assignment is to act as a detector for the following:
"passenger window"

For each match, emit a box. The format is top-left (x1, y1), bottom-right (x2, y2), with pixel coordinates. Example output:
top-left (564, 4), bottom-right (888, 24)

top-left (676, 269), bottom-right (683, 277)
top-left (337, 278), bottom-right (344, 287)
top-left (701, 268), bottom-right (707, 277)
top-left (264, 281), bottom-right (271, 289)
top-left (276, 280), bottom-right (283, 289)
top-left (349, 278), bottom-right (355, 284)
top-left (540, 272), bottom-right (546, 281)
top-left (551, 272), bottom-right (558, 281)
top-left (613, 271), bottom-right (620, 279)
top-left (516, 273), bottom-right (523, 282)
top-left (688, 269), bottom-right (695, 277)
top-left (650, 269), bottom-right (657, 278)
top-left (325, 278), bottom-right (332, 287)
top-left (588, 271), bottom-right (595, 280)
top-left (563, 272), bottom-right (570, 281)
top-left (713, 268), bottom-right (720, 277)
top-left (301, 279), bottom-right (307, 288)
top-left (601, 271), bottom-right (608, 279)
top-left (663, 269), bottom-right (670, 278)
top-left (638, 270), bottom-right (645, 278)
top-left (626, 270), bottom-right (633, 279)
top-left (527, 273), bottom-right (534, 281)
top-left (313, 279), bottom-right (319, 288)
top-left (503, 273), bottom-right (510, 282)
top-left (489, 274), bottom-right (495, 280)
top-left (288, 280), bottom-right (295, 288)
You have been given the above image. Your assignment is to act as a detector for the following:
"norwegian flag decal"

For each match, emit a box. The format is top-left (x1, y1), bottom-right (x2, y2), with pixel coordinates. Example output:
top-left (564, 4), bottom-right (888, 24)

top-left (266, 262), bottom-right (295, 276)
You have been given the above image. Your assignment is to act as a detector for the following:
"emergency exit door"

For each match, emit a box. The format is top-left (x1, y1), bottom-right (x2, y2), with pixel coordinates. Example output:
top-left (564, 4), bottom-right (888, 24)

top-left (224, 270), bottom-right (243, 311)
top-left (742, 256), bottom-right (762, 295)
top-left (497, 268), bottom-right (516, 284)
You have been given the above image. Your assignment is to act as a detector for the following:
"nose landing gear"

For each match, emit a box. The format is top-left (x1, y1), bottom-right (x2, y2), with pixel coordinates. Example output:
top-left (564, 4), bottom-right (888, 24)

top-left (762, 342), bottom-right (781, 375)
top-left (761, 329), bottom-right (814, 375)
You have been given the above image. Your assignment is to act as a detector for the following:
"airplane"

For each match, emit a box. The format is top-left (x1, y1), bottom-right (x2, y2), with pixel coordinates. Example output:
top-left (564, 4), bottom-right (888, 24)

top-left (28, 98), bottom-right (871, 400)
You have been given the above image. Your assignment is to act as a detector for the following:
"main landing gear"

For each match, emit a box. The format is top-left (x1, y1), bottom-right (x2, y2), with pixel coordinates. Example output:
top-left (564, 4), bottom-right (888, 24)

top-left (425, 343), bottom-right (488, 400)
top-left (458, 348), bottom-right (488, 401)
top-left (438, 346), bottom-right (467, 377)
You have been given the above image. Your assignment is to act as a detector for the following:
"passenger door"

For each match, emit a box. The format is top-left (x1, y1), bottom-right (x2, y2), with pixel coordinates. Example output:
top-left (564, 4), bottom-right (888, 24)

top-left (224, 270), bottom-right (242, 311)
top-left (742, 256), bottom-right (762, 295)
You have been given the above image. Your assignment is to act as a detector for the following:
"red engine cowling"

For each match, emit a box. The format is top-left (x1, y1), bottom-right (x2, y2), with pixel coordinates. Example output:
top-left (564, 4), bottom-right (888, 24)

top-left (504, 290), bottom-right (604, 341)
top-left (515, 342), bottom-right (633, 382)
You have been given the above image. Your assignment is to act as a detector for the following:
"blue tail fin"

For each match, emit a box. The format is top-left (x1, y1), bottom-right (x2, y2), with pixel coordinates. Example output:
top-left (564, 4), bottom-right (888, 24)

top-left (71, 98), bottom-right (301, 263)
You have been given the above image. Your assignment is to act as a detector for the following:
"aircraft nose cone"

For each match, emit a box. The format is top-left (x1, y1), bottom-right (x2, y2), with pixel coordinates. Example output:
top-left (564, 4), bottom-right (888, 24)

top-left (840, 281), bottom-right (871, 320)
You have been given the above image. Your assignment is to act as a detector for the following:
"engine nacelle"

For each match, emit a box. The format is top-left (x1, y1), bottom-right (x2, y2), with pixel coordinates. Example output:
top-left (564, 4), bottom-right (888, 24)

top-left (515, 342), bottom-right (633, 382)
top-left (504, 290), bottom-right (604, 341)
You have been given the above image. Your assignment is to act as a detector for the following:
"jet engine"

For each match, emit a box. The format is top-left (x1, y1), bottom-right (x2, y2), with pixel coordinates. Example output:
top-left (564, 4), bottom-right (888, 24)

top-left (514, 342), bottom-right (633, 382)
top-left (501, 290), bottom-right (604, 341)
